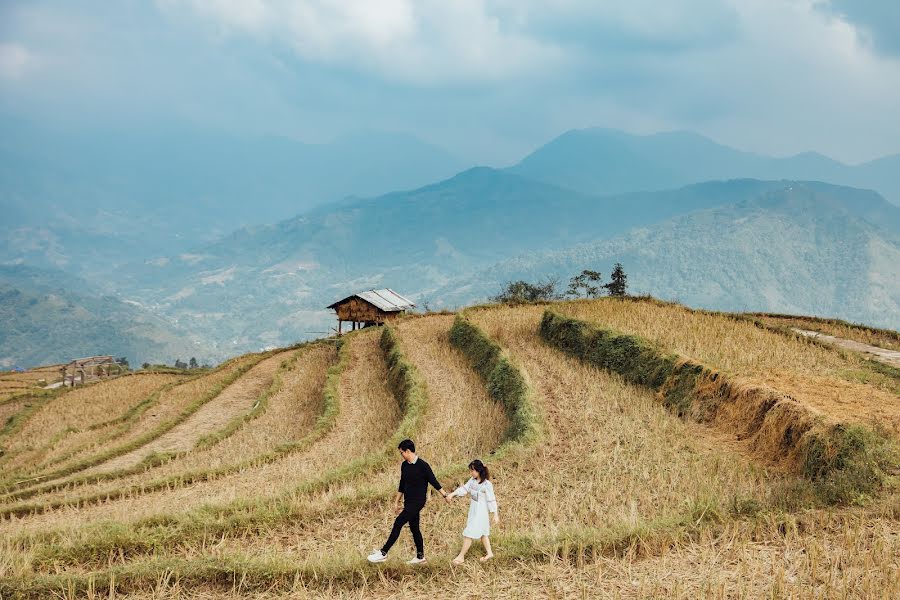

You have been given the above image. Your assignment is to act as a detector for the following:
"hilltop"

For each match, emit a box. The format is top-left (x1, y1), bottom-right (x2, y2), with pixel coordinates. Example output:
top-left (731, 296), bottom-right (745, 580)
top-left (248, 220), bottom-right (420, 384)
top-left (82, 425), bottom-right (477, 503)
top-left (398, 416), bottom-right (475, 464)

top-left (0, 298), bottom-right (896, 598)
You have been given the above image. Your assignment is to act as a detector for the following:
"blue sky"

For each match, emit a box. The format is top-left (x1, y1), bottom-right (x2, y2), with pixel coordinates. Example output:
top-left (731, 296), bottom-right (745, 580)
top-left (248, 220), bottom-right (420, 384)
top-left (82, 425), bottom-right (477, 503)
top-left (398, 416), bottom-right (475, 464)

top-left (1, 0), bottom-right (899, 165)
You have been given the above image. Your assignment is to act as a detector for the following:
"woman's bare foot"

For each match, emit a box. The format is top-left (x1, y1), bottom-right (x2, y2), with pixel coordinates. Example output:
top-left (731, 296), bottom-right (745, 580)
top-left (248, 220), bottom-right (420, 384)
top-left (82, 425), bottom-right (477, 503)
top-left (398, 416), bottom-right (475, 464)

top-left (479, 553), bottom-right (494, 562)
top-left (452, 556), bottom-right (465, 565)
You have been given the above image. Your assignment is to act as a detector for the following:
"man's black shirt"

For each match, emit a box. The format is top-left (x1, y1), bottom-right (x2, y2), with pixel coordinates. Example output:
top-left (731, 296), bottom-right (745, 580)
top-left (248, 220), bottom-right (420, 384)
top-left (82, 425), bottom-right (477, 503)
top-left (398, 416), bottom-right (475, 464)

top-left (398, 458), bottom-right (442, 509)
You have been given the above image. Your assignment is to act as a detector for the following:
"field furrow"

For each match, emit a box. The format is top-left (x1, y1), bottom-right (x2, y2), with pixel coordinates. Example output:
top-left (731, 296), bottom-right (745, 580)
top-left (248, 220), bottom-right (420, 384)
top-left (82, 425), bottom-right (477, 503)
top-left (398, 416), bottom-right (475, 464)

top-left (460, 305), bottom-right (780, 540)
top-left (148, 314), bottom-right (510, 562)
top-left (0, 354), bottom-right (266, 499)
top-left (0, 344), bottom-right (336, 515)
top-left (557, 299), bottom-right (900, 437)
top-left (0, 375), bottom-right (182, 479)
top-left (0, 302), bottom-right (896, 599)
top-left (79, 350), bottom-right (291, 475)
top-left (0, 330), bottom-right (397, 541)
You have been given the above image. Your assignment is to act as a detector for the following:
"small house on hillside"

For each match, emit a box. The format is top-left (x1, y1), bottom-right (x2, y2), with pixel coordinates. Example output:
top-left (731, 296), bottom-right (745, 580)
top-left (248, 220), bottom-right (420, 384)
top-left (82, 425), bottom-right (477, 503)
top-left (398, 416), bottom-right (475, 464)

top-left (60, 356), bottom-right (124, 387)
top-left (327, 289), bottom-right (415, 334)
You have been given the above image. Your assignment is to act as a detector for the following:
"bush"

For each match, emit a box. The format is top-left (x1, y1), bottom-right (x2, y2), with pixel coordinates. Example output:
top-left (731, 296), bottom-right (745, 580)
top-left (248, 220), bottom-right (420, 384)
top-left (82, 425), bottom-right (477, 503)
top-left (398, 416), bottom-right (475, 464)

top-left (490, 278), bottom-right (561, 304)
top-left (449, 315), bottom-right (538, 445)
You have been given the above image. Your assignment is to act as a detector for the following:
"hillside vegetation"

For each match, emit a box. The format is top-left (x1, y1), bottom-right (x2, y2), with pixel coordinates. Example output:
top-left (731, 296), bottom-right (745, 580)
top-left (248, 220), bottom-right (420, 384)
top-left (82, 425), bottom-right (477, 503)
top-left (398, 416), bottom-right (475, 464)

top-left (104, 178), bottom-right (900, 361)
top-left (0, 299), bottom-right (897, 599)
top-left (0, 265), bottom-right (213, 369)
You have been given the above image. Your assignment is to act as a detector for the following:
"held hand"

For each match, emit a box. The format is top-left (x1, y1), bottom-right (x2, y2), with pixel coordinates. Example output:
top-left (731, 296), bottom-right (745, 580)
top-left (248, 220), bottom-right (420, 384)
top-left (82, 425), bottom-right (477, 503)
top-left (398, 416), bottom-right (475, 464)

top-left (492, 514), bottom-right (500, 525)
top-left (394, 505), bottom-right (403, 516)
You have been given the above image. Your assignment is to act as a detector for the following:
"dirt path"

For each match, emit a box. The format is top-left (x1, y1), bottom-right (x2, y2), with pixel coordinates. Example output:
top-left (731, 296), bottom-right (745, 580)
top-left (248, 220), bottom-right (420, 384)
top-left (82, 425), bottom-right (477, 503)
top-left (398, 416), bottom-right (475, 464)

top-left (82, 351), bottom-right (290, 475)
top-left (793, 328), bottom-right (900, 368)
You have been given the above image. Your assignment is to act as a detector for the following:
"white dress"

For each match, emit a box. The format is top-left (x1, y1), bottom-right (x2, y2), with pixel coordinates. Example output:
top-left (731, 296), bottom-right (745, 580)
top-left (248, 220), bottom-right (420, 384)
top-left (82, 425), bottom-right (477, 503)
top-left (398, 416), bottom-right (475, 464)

top-left (451, 478), bottom-right (497, 538)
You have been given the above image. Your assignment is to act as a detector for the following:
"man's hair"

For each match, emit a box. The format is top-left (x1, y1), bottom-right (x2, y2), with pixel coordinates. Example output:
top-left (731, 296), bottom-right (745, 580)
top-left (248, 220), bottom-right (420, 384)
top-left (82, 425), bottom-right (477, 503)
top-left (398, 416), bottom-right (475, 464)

top-left (398, 439), bottom-right (415, 453)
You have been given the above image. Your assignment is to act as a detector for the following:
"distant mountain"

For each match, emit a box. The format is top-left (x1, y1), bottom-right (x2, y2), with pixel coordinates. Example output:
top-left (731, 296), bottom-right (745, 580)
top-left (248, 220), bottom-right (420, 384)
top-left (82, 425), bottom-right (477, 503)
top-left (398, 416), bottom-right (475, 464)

top-left (116, 175), bottom-right (900, 351)
top-left (0, 117), bottom-right (467, 275)
top-left (434, 184), bottom-right (900, 329)
top-left (0, 266), bottom-right (213, 368)
top-left (507, 128), bottom-right (900, 206)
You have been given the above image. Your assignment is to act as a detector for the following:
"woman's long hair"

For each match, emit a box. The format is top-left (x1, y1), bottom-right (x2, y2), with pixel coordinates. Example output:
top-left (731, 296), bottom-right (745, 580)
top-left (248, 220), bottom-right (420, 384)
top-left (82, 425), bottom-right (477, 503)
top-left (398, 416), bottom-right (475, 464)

top-left (468, 459), bottom-right (489, 482)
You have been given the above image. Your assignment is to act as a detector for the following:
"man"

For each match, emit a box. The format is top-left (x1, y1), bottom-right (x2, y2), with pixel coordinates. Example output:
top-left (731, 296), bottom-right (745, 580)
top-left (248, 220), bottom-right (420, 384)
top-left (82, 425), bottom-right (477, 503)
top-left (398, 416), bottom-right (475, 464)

top-left (367, 438), bottom-right (448, 564)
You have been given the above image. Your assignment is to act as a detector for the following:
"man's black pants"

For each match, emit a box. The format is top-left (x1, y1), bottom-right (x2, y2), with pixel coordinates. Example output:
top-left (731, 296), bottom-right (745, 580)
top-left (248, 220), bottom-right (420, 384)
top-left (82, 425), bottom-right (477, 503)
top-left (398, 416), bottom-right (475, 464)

top-left (381, 506), bottom-right (424, 558)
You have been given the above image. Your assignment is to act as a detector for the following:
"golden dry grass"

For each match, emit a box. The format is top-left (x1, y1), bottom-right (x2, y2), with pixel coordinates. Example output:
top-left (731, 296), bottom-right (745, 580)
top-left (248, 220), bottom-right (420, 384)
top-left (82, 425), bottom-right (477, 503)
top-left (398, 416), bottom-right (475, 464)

top-left (0, 330), bottom-right (398, 540)
top-left (110, 501), bottom-right (899, 600)
top-left (140, 314), bottom-right (511, 562)
top-left (558, 299), bottom-right (900, 437)
top-left (80, 350), bottom-right (292, 475)
top-left (0, 374), bottom-right (181, 476)
top-left (0, 399), bottom-right (29, 434)
top-left (0, 365), bottom-right (63, 386)
top-left (0, 381), bottom-right (31, 394)
top-left (464, 306), bottom-right (778, 535)
top-left (13, 354), bottom-right (264, 487)
top-left (85, 307), bottom-right (781, 573)
top-left (751, 314), bottom-right (900, 353)
top-left (1, 305), bottom-right (897, 599)
top-left (2, 345), bottom-right (335, 515)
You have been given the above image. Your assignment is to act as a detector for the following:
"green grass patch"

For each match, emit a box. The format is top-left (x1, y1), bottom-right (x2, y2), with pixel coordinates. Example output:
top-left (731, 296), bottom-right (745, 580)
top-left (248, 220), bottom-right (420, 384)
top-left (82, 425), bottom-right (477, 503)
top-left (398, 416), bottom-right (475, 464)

top-left (449, 314), bottom-right (541, 446)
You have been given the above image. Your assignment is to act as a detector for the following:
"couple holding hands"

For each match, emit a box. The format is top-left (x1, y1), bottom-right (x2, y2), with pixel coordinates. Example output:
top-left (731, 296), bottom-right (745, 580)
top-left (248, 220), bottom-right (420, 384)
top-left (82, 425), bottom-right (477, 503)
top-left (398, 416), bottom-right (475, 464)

top-left (366, 439), bottom-right (499, 565)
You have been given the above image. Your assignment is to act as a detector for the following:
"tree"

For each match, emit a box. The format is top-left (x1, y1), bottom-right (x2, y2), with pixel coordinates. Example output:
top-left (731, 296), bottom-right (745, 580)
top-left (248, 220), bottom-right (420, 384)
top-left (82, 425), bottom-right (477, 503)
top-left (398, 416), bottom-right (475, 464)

top-left (189, 357), bottom-right (199, 369)
top-left (116, 356), bottom-right (129, 368)
top-left (606, 263), bottom-right (628, 297)
top-left (567, 269), bottom-right (603, 298)
top-left (142, 362), bottom-right (150, 369)
top-left (174, 359), bottom-right (188, 369)
top-left (491, 277), bottom-right (561, 304)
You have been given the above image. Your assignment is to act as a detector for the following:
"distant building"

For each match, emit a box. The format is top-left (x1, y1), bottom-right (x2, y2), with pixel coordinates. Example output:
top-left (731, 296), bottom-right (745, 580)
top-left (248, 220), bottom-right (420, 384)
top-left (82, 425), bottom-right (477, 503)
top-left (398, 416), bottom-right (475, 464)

top-left (60, 356), bottom-right (123, 387)
top-left (327, 289), bottom-right (415, 335)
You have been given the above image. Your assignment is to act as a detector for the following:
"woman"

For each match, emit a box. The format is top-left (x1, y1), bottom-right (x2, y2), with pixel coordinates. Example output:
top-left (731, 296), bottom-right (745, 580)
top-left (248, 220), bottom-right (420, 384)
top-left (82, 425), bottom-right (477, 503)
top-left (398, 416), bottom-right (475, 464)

top-left (447, 459), bottom-right (499, 564)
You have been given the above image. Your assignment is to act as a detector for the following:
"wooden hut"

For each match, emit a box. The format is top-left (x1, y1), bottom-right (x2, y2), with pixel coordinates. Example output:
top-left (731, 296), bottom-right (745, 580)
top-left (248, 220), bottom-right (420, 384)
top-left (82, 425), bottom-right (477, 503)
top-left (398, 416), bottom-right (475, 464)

top-left (60, 356), bottom-right (123, 387)
top-left (327, 289), bottom-right (415, 335)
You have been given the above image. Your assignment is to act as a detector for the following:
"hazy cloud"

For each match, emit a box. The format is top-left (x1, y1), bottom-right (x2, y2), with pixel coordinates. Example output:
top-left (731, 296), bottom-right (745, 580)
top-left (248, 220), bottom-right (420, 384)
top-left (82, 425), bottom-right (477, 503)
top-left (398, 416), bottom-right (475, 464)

top-left (819, 0), bottom-right (900, 55)
top-left (160, 0), bottom-right (562, 84)
top-left (1, 0), bottom-right (899, 164)
top-left (0, 43), bottom-right (32, 79)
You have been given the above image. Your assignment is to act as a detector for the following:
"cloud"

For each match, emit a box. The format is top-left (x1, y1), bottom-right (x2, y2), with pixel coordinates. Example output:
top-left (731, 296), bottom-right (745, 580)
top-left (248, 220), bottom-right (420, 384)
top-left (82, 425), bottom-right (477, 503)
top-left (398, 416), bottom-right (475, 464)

top-left (1, 0), bottom-right (899, 165)
top-left (818, 0), bottom-right (900, 56)
top-left (0, 43), bottom-right (32, 79)
top-left (159, 0), bottom-right (562, 84)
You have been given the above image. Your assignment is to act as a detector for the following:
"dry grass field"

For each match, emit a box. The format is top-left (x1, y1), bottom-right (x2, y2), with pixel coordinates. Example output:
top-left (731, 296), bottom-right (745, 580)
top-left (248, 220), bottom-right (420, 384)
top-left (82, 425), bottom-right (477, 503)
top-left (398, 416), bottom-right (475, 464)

top-left (0, 344), bottom-right (336, 521)
top-left (748, 313), bottom-right (900, 352)
top-left (0, 300), bottom-right (897, 599)
top-left (558, 299), bottom-right (900, 437)
top-left (0, 374), bottom-right (182, 478)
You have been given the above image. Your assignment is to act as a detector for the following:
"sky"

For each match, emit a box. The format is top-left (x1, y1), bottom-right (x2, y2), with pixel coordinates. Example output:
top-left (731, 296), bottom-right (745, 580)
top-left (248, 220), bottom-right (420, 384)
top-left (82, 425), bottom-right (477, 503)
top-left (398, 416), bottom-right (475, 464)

top-left (1, 0), bottom-right (899, 165)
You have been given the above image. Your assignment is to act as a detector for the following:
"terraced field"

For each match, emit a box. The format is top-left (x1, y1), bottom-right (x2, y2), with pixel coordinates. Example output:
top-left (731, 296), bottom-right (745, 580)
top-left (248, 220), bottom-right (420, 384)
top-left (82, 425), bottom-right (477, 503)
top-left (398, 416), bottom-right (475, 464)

top-left (0, 300), bottom-right (897, 599)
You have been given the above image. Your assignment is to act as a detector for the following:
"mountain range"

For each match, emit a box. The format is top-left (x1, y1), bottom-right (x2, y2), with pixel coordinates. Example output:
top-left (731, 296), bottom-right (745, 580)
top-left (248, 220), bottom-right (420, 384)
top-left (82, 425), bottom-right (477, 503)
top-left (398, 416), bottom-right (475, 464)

top-left (2, 125), bottom-right (899, 366)
top-left (0, 117), bottom-right (467, 274)
top-left (115, 175), bottom-right (900, 354)
top-left (508, 128), bottom-right (900, 205)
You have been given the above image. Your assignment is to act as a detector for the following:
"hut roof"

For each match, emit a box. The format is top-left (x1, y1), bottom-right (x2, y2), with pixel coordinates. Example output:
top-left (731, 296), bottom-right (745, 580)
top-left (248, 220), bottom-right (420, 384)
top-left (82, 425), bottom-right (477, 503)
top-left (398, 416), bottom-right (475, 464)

top-left (327, 289), bottom-right (415, 312)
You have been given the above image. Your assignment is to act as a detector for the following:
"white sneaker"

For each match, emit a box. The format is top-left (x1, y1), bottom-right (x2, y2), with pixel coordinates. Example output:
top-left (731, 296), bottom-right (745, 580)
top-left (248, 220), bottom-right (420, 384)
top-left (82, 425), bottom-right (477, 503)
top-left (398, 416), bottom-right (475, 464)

top-left (407, 556), bottom-right (426, 565)
top-left (367, 550), bottom-right (386, 563)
